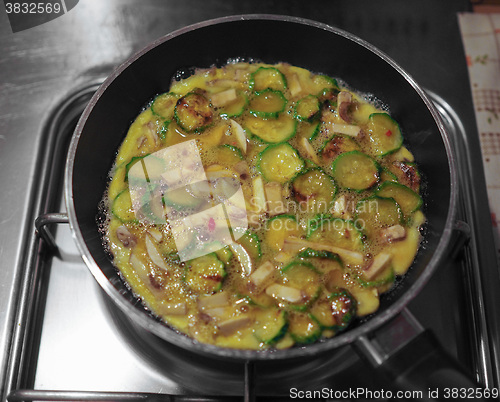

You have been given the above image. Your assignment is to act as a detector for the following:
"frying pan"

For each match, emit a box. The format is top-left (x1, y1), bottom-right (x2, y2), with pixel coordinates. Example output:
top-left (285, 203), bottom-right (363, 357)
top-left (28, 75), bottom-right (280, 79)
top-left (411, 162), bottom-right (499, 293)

top-left (63, 14), bottom-right (481, 398)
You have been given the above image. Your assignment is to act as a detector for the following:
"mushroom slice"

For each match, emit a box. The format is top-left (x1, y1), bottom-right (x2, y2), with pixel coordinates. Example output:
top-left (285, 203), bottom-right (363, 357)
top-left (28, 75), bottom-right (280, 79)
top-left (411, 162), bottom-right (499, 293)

top-left (145, 235), bottom-right (168, 271)
top-left (250, 261), bottom-right (275, 287)
top-left (300, 137), bottom-right (320, 165)
top-left (211, 88), bottom-right (237, 107)
top-left (265, 284), bottom-right (303, 303)
top-left (380, 225), bottom-right (407, 243)
top-left (198, 292), bottom-right (229, 309)
top-left (364, 252), bottom-right (392, 280)
top-left (329, 123), bottom-right (361, 137)
top-left (264, 182), bottom-right (286, 216)
top-left (116, 225), bottom-right (137, 248)
top-left (230, 119), bottom-right (247, 154)
top-left (218, 315), bottom-right (253, 336)
top-left (337, 91), bottom-right (353, 123)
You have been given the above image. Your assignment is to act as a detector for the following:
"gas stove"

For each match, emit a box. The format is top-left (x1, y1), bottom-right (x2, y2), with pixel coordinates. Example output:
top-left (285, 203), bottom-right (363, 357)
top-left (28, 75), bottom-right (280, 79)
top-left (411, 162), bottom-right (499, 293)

top-left (1, 1), bottom-right (499, 401)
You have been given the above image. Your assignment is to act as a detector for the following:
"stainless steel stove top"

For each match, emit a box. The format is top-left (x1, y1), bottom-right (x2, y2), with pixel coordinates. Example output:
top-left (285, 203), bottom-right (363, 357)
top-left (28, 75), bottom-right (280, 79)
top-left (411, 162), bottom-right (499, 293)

top-left (2, 1), bottom-right (500, 401)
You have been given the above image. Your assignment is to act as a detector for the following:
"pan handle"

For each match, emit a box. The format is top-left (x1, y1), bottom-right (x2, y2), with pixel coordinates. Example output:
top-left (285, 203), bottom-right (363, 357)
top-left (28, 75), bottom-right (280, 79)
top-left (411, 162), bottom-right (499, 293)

top-left (353, 309), bottom-right (486, 401)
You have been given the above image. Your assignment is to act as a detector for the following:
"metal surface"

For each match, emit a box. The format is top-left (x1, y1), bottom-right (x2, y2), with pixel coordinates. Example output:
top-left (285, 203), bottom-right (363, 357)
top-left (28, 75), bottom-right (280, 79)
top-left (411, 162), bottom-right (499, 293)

top-left (1, 83), bottom-right (492, 401)
top-left (1, 0), bottom-right (499, 400)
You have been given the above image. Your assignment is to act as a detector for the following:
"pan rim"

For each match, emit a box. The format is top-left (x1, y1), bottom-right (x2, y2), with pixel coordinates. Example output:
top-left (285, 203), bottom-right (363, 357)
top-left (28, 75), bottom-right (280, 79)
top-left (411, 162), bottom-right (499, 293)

top-left (64, 14), bottom-right (458, 360)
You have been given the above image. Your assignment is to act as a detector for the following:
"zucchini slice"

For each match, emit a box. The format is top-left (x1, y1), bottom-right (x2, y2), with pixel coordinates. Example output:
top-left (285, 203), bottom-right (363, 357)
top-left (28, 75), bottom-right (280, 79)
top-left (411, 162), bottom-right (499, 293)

top-left (297, 121), bottom-right (320, 141)
top-left (258, 143), bottom-right (304, 183)
top-left (184, 253), bottom-right (226, 294)
top-left (294, 95), bottom-right (320, 122)
top-left (174, 92), bottom-right (214, 133)
top-left (245, 113), bottom-right (297, 143)
top-left (217, 90), bottom-right (248, 118)
top-left (321, 135), bottom-right (361, 163)
top-left (236, 230), bottom-right (262, 260)
top-left (215, 246), bottom-right (233, 264)
top-left (292, 169), bottom-right (337, 213)
top-left (249, 66), bottom-right (287, 92)
top-left (380, 166), bottom-right (399, 183)
top-left (355, 196), bottom-right (403, 238)
top-left (288, 312), bottom-right (322, 344)
top-left (265, 215), bottom-right (304, 252)
top-left (298, 248), bottom-right (341, 263)
top-left (367, 113), bottom-right (403, 156)
top-left (111, 190), bottom-right (137, 223)
top-left (375, 181), bottom-right (423, 217)
top-left (213, 144), bottom-right (243, 167)
top-left (151, 92), bottom-right (178, 121)
top-left (388, 161), bottom-right (421, 192)
top-left (163, 186), bottom-right (203, 210)
top-left (307, 217), bottom-right (364, 253)
top-left (253, 308), bottom-right (288, 345)
top-left (331, 150), bottom-right (379, 191)
top-left (357, 266), bottom-right (395, 288)
top-left (281, 261), bottom-right (321, 311)
top-left (309, 289), bottom-right (356, 330)
top-left (248, 89), bottom-right (287, 119)
top-left (311, 74), bottom-right (339, 95)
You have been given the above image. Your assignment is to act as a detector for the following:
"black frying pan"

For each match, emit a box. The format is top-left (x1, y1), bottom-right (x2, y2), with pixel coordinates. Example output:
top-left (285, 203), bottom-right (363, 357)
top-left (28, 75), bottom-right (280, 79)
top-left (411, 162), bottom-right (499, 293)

top-left (64, 15), bottom-right (481, 398)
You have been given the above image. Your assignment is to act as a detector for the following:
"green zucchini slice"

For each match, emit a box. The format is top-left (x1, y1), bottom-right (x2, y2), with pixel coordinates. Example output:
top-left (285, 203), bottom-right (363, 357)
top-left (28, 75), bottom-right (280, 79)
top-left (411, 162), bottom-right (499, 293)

top-left (297, 121), bottom-right (321, 141)
top-left (294, 95), bottom-right (320, 122)
top-left (249, 66), bottom-right (287, 92)
top-left (307, 217), bottom-right (364, 252)
top-left (281, 261), bottom-right (321, 311)
top-left (375, 181), bottom-right (423, 217)
top-left (214, 246), bottom-right (233, 264)
top-left (112, 190), bottom-right (137, 223)
top-left (292, 169), bottom-right (337, 213)
top-left (184, 253), bottom-right (226, 294)
top-left (248, 89), bottom-right (287, 119)
top-left (355, 196), bottom-right (403, 238)
top-left (214, 144), bottom-right (243, 167)
top-left (298, 248), bottom-right (341, 262)
top-left (245, 113), bottom-right (297, 143)
top-left (311, 74), bottom-right (339, 95)
top-left (380, 166), bottom-right (399, 183)
top-left (321, 135), bottom-right (361, 163)
top-left (218, 90), bottom-right (248, 118)
top-left (151, 92), bottom-right (178, 120)
top-left (258, 143), bottom-right (304, 183)
top-left (265, 215), bottom-right (304, 252)
top-left (174, 92), bottom-right (214, 133)
top-left (331, 150), bottom-right (379, 191)
top-left (288, 312), bottom-right (322, 344)
top-left (309, 289), bottom-right (356, 330)
top-left (367, 113), bottom-right (403, 156)
top-left (254, 308), bottom-right (288, 345)
top-left (163, 186), bottom-right (203, 210)
top-left (358, 266), bottom-right (395, 288)
top-left (236, 230), bottom-right (262, 260)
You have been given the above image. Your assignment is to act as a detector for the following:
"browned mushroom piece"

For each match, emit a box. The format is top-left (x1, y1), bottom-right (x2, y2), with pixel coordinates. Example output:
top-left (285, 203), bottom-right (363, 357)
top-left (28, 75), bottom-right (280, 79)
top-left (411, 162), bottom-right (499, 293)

top-left (337, 91), bottom-right (354, 123)
top-left (116, 225), bottom-right (137, 248)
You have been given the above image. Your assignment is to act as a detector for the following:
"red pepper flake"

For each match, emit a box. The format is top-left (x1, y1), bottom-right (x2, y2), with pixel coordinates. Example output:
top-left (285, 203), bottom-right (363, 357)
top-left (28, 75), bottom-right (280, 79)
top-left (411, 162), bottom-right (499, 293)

top-left (208, 217), bottom-right (216, 232)
top-left (385, 130), bottom-right (392, 137)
